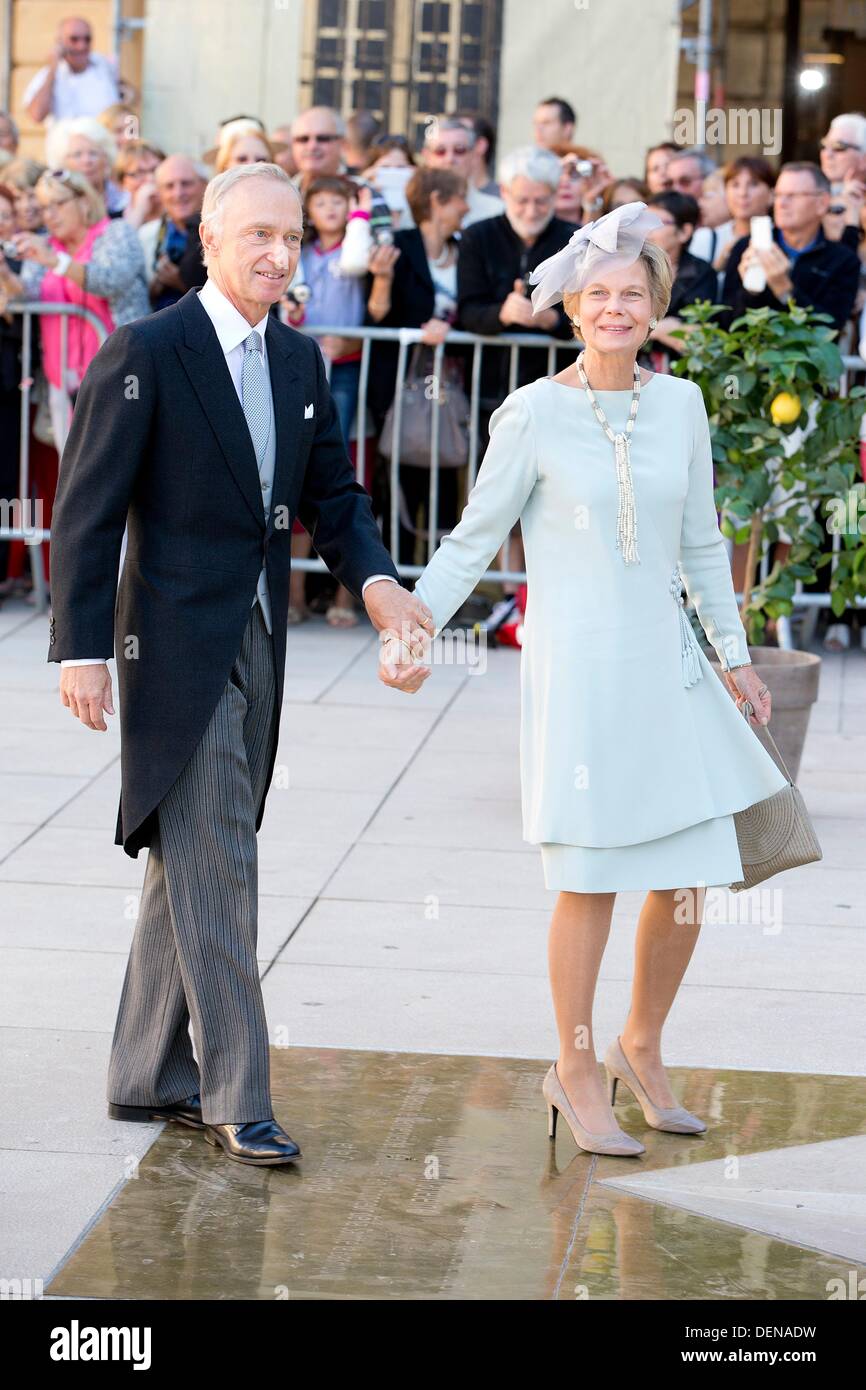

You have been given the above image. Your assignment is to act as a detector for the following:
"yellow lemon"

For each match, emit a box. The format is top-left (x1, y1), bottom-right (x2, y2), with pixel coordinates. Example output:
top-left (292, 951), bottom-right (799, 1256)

top-left (770, 391), bottom-right (801, 425)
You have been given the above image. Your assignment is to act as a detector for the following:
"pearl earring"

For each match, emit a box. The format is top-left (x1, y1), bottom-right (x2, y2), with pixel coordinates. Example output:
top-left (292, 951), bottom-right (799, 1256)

top-left (649, 316), bottom-right (658, 329)
top-left (572, 315), bottom-right (581, 329)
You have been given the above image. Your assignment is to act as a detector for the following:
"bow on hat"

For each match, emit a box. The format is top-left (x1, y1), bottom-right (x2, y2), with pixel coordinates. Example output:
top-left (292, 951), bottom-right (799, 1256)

top-left (528, 201), bottom-right (665, 314)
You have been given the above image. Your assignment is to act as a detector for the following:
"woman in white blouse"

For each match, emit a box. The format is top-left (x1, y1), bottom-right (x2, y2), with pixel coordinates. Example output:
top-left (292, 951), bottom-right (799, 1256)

top-left (379, 204), bottom-right (789, 1158)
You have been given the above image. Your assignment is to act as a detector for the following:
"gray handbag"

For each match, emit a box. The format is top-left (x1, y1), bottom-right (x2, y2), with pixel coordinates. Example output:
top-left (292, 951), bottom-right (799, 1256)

top-left (379, 344), bottom-right (470, 469)
top-left (728, 700), bottom-right (822, 892)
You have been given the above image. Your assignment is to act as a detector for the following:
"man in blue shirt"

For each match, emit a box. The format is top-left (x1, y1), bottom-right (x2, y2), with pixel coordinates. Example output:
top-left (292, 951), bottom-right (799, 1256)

top-left (721, 162), bottom-right (860, 334)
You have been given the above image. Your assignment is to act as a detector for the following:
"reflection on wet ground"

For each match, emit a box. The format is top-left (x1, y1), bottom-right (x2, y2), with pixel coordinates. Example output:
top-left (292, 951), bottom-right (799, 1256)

top-left (47, 1047), bottom-right (866, 1300)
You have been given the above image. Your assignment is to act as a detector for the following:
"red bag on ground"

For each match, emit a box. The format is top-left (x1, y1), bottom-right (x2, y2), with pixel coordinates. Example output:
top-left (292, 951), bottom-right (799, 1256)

top-left (494, 582), bottom-right (527, 648)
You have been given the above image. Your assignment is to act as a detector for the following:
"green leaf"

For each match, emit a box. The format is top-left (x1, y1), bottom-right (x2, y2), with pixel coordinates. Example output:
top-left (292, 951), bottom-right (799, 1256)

top-left (831, 589), bottom-right (848, 617)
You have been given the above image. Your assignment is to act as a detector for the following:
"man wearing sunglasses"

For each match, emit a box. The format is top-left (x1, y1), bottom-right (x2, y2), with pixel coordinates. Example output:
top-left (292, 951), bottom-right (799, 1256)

top-left (422, 118), bottom-right (504, 228)
top-left (289, 105), bottom-right (395, 241)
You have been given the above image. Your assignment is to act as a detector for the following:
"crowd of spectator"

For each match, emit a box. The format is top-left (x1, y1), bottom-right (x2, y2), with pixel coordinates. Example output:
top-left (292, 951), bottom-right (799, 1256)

top-left (1, 15), bottom-right (865, 644)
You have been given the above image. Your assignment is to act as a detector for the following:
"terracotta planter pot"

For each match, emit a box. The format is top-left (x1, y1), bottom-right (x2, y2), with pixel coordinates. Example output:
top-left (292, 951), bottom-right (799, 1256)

top-left (708, 647), bottom-right (821, 781)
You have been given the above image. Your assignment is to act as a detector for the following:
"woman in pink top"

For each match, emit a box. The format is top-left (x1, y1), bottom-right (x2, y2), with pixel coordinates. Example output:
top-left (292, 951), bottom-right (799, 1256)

top-left (8, 167), bottom-right (148, 451)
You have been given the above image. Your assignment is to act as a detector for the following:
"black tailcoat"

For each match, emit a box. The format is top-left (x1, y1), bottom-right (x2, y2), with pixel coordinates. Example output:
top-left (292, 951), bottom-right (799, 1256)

top-left (48, 287), bottom-right (399, 856)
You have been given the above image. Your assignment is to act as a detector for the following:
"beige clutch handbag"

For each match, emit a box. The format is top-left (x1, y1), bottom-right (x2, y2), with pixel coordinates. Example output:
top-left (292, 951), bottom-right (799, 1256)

top-left (728, 700), bottom-right (822, 892)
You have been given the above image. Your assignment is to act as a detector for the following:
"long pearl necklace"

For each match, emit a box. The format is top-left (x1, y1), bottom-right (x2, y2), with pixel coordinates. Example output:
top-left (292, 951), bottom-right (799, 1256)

top-left (575, 349), bottom-right (641, 564)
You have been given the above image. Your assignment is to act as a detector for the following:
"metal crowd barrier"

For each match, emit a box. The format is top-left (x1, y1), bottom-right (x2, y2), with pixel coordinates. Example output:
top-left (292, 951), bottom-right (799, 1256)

top-left (300, 322), bottom-right (577, 582)
top-left (303, 326), bottom-right (866, 648)
top-left (0, 301), bottom-right (108, 612)
top-left (2, 304), bottom-right (864, 645)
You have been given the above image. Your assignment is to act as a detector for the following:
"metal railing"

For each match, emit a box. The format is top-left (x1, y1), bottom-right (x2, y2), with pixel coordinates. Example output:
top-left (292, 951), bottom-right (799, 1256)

top-left (301, 322), bottom-right (577, 582)
top-left (3, 303), bottom-right (865, 644)
top-left (303, 325), bottom-right (866, 646)
top-left (0, 301), bottom-right (108, 612)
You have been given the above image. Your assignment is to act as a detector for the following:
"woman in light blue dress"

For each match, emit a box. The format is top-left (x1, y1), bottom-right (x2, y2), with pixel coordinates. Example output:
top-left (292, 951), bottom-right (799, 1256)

top-left (378, 204), bottom-right (789, 1157)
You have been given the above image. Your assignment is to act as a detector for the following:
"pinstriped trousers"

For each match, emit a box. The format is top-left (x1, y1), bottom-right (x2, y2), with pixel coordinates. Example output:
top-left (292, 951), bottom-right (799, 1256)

top-left (107, 600), bottom-right (278, 1125)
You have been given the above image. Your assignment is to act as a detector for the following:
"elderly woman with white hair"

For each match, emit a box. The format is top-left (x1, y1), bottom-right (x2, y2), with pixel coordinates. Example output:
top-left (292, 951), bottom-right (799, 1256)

top-left (45, 117), bottom-right (126, 217)
top-left (386, 203), bottom-right (793, 1158)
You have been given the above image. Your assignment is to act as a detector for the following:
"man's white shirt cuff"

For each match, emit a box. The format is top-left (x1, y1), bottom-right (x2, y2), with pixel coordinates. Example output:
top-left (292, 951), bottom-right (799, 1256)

top-left (361, 575), bottom-right (399, 594)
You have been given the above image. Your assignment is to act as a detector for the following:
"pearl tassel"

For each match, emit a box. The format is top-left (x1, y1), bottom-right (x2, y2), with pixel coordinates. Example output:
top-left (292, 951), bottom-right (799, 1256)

top-left (575, 349), bottom-right (642, 565)
top-left (613, 432), bottom-right (639, 564)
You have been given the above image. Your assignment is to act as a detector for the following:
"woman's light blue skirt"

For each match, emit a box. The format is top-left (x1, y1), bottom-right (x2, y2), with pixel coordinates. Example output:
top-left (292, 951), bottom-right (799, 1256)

top-left (540, 813), bottom-right (743, 893)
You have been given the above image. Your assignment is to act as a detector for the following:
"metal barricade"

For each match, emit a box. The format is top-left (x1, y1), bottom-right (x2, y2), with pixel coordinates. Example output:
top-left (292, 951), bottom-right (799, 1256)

top-left (299, 322), bottom-right (576, 583)
top-left (0, 301), bottom-right (108, 613)
top-left (2, 303), bottom-right (864, 646)
top-left (305, 326), bottom-right (866, 648)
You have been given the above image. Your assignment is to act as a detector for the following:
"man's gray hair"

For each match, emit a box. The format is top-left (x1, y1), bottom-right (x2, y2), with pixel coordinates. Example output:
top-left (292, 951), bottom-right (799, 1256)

top-left (424, 115), bottom-right (477, 147)
top-left (829, 111), bottom-right (866, 152)
top-left (292, 106), bottom-right (346, 138)
top-left (668, 146), bottom-right (717, 177)
top-left (498, 145), bottom-right (562, 192)
top-left (780, 160), bottom-right (831, 194)
top-left (156, 154), bottom-right (210, 183)
top-left (199, 162), bottom-right (301, 267)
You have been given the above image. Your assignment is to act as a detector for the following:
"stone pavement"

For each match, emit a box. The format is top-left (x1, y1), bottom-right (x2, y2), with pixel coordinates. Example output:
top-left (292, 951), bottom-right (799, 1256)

top-left (0, 596), bottom-right (864, 1299)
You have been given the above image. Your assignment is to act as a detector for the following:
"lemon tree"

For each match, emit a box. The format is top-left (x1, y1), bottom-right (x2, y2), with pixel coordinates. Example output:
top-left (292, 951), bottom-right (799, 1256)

top-left (669, 301), bottom-right (866, 644)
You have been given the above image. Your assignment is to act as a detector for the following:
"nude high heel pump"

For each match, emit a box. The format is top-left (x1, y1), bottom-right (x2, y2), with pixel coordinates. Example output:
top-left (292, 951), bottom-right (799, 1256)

top-left (604, 1035), bottom-right (707, 1134)
top-left (542, 1063), bottom-right (645, 1156)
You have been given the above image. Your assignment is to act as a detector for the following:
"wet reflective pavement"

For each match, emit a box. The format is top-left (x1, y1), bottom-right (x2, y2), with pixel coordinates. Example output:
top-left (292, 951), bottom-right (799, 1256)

top-left (46, 1047), bottom-right (866, 1300)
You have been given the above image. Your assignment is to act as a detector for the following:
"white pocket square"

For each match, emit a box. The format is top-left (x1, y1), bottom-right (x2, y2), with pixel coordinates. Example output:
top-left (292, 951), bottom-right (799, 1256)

top-left (304, 403), bottom-right (315, 419)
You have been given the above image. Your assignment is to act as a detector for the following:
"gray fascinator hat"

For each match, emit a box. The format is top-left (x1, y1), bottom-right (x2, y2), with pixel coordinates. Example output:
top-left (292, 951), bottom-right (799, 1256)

top-left (527, 201), bottom-right (665, 314)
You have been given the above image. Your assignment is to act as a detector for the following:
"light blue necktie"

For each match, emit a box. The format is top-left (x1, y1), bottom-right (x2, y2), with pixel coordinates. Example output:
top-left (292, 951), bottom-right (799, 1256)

top-left (241, 330), bottom-right (269, 468)
top-left (240, 329), bottom-right (273, 632)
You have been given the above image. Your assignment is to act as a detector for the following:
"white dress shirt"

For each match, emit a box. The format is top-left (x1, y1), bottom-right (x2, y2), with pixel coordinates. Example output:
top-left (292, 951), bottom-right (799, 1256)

top-left (24, 53), bottom-right (119, 123)
top-left (61, 277), bottom-right (396, 666)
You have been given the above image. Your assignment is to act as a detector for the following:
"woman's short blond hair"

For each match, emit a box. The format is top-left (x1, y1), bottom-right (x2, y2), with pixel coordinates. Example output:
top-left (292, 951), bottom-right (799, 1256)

top-left (35, 168), bottom-right (106, 226)
top-left (212, 120), bottom-right (278, 174)
top-left (563, 242), bottom-right (672, 331)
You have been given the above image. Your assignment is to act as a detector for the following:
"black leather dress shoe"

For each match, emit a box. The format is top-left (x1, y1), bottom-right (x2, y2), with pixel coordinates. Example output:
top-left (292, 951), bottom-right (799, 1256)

top-left (108, 1093), bottom-right (205, 1130)
top-left (204, 1119), bottom-right (301, 1166)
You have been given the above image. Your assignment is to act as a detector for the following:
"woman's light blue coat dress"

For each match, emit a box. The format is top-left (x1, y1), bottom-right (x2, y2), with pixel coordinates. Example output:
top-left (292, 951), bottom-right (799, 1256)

top-left (412, 373), bottom-right (790, 892)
